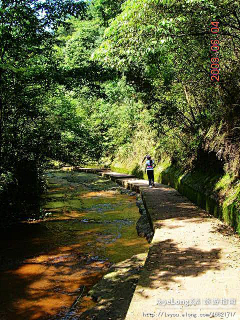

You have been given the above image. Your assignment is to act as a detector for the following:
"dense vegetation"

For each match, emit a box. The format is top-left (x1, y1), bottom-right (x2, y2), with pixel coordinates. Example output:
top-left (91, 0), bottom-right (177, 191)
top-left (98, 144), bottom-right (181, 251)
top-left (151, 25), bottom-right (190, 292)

top-left (0, 0), bottom-right (239, 226)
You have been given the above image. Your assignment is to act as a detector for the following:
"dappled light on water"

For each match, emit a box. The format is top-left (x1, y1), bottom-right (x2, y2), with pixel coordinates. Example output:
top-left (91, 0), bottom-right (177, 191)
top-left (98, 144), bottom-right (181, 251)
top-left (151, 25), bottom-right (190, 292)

top-left (0, 170), bottom-right (148, 319)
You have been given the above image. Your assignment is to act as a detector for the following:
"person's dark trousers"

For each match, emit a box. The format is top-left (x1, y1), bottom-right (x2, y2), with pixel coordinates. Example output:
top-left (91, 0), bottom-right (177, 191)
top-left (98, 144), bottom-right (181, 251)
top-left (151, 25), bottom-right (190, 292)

top-left (147, 170), bottom-right (154, 186)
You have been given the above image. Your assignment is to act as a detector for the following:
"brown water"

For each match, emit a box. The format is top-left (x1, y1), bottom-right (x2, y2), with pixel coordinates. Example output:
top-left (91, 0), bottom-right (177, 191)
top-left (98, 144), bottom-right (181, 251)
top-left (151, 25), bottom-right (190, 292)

top-left (0, 170), bottom-right (148, 320)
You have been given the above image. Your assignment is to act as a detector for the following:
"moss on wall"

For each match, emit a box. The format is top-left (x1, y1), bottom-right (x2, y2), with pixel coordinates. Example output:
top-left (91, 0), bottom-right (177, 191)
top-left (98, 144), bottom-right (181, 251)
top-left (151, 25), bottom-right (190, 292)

top-left (158, 164), bottom-right (240, 235)
top-left (111, 160), bottom-right (240, 235)
top-left (111, 164), bottom-right (146, 179)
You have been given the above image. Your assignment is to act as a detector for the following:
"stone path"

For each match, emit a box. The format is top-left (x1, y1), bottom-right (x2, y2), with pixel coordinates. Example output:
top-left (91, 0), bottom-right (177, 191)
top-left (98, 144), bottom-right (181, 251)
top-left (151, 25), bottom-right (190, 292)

top-left (77, 169), bottom-right (240, 320)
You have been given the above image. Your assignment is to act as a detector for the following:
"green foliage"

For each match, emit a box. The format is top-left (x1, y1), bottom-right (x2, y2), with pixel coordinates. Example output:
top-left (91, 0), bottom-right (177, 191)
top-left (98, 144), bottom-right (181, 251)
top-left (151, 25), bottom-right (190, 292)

top-left (89, 0), bottom-right (125, 25)
top-left (94, 0), bottom-right (240, 172)
top-left (0, 0), bottom-right (239, 225)
top-left (0, 0), bottom-right (87, 221)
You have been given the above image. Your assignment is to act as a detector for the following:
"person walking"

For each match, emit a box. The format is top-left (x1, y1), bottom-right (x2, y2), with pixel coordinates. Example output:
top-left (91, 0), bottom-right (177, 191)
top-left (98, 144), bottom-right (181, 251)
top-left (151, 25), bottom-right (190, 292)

top-left (145, 155), bottom-right (155, 187)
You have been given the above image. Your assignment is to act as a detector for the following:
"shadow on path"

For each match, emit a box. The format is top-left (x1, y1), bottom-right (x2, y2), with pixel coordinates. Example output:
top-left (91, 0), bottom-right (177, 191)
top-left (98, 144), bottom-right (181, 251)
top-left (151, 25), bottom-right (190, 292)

top-left (77, 239), bottom-right (222, 319)
top-left (138, 239), bottom-right (221, 293)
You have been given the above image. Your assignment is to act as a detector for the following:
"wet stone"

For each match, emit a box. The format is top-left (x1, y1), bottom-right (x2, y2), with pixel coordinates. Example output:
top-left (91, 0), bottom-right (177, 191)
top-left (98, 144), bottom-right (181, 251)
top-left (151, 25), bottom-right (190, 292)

top-left (0, 169), bottom-right (149, 320)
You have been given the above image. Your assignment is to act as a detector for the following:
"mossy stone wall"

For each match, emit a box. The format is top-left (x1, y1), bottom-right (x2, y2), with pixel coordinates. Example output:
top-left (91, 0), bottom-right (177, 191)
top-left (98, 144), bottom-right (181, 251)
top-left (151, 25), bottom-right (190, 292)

top-left (110, 162), bottom-right (240, 235)
top-left (159, 167), bottom-right (240, 235)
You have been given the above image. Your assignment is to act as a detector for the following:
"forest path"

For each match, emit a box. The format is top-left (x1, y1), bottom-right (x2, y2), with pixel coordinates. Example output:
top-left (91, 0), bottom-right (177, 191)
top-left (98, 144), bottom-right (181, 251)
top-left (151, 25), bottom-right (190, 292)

top-left (77, 168), bottom-right (240, 320)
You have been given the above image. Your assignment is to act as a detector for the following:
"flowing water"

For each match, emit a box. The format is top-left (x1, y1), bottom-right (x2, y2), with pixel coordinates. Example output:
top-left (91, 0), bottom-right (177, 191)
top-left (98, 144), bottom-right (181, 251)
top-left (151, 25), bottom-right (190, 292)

top-left (0, 169), bottom-right (149, 320)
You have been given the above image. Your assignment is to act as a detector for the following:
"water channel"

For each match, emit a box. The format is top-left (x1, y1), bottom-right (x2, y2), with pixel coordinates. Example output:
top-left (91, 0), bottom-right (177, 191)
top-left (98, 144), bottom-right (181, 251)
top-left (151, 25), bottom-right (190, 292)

top-left (0, 169), bottom-right (149, 319)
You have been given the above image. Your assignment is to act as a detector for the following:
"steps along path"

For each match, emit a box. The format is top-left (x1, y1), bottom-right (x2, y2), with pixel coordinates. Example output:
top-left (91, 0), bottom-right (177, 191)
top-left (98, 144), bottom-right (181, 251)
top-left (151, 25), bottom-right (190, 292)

top-left (76, 168), bottom-right (240, 320)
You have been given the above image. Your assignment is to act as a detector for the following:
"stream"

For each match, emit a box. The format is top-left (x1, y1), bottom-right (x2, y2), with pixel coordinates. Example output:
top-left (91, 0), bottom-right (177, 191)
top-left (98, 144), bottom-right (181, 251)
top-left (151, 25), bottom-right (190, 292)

top-left (0, 169), bottom-right (149, 320)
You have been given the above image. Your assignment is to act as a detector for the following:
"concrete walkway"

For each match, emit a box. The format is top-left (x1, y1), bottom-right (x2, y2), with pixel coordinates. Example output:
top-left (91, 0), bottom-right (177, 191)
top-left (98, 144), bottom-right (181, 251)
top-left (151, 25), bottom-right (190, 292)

top-left (77, 168), bottom-right (240, 320)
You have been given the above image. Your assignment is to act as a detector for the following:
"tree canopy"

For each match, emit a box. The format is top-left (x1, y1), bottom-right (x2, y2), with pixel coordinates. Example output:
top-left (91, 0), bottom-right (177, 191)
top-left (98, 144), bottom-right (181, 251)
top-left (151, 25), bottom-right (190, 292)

top-left (0, 0), bottom-right (239, 221)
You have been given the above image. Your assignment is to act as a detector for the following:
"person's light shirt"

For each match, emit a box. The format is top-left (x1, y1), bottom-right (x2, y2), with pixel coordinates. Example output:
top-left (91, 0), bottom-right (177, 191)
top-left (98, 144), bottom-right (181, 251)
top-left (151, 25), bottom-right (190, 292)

top-left (146, 160), bottom-right (154, 170)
